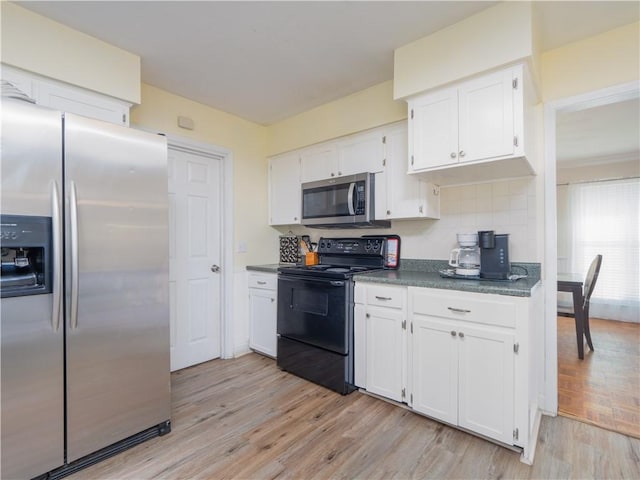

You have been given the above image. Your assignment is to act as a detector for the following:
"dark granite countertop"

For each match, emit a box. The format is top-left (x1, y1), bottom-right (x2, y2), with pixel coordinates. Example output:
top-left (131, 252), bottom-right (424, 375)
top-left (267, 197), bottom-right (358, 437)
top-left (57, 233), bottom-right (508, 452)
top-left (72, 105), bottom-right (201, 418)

top-left (247, 260), bottom-right (541, 297)
top-left (246, 264), bottom-right (285, 273)
top-left (354, 259), bottom-right (541, 298)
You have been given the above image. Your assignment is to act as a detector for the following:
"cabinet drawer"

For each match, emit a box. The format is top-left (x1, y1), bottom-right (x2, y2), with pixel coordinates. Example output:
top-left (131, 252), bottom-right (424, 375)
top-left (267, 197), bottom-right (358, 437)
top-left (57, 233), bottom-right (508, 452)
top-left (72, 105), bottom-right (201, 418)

top-left (248, 273), bottom-right (277, 290)
top-left (410, 288), bottom-right (515, 328)
top-left (365, 284), bottom-right (405, 309)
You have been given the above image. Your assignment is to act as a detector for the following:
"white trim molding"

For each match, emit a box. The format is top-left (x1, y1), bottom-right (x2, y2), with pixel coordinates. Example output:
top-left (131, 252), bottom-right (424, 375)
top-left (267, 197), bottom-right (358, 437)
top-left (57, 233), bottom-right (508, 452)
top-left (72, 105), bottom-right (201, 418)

top-left (542, 80), bottom-right (640, 415)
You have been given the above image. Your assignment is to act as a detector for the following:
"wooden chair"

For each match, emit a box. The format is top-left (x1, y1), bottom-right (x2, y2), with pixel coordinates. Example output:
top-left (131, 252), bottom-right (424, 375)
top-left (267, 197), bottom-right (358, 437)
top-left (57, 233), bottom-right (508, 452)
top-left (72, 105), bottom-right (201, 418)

top-left (559, 254), bottom-right (603, 353)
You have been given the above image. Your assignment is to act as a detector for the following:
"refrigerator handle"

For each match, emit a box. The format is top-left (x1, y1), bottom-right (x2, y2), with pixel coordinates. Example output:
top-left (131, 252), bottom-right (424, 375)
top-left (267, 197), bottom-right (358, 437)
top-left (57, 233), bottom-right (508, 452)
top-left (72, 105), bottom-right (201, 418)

top-left (51, 181), bottom-right (63, 332)
top-left (69, 180), bottom-right (80, 329)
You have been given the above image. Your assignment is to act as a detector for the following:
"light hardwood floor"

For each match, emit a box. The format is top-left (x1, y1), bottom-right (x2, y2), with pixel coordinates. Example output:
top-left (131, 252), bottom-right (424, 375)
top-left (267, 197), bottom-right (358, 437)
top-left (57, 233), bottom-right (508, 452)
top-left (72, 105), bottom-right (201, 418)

top-left (558, 316), bottom-right (640, 439)
top-left (69, 353), bottom-right (640, 479)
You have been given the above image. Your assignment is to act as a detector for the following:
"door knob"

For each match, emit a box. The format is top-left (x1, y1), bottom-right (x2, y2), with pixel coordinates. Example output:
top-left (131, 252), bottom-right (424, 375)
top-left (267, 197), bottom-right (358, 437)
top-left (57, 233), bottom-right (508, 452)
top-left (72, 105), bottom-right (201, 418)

top-left (210, 265), bottom-right (220, 273)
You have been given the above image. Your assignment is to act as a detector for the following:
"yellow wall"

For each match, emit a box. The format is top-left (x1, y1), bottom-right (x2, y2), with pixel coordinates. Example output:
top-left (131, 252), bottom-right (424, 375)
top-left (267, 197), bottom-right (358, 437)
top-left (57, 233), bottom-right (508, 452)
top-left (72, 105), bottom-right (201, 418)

top-left (266, 80), bottom-right (405, 156)
top-left (130, 84), bottom-right (271, 270)
top-left (0, 2), bottom-right (140, 103)
top-left (540, 22), bottom-right (639, 102)
top-left (393, 2), bottom-right (535, 100)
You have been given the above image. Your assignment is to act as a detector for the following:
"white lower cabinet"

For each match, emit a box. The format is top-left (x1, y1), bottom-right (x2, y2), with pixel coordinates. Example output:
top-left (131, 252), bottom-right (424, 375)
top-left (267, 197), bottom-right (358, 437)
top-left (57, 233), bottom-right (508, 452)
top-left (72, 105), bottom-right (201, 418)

top-left (411, 313), bottom-right (514, 444)
top-left (410, 287), bottom-right (517, 445)
top-left (355, 281), bottom-right (542, 461)
top-left (354, 283), bottom-right (407, 402)
top-left (248, 272), bottom-right (277, 358)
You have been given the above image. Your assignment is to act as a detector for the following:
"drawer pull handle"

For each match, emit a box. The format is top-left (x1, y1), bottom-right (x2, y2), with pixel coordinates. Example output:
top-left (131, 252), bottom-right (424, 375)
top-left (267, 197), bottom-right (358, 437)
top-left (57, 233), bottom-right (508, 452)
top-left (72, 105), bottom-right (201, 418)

top-left (257, 281), bottom-right (267, 285)
top-left (375, 296), bottom-right (392, 301)
top-left (450, 330), bottom-right (456, 337)
top-left (448, 307), bottom-right (471, 314)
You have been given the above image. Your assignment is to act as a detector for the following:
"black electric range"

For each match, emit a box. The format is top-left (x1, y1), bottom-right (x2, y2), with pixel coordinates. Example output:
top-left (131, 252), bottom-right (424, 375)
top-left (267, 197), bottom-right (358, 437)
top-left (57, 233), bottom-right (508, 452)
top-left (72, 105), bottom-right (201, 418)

top-left (276, 236), bottom-right (393, 394)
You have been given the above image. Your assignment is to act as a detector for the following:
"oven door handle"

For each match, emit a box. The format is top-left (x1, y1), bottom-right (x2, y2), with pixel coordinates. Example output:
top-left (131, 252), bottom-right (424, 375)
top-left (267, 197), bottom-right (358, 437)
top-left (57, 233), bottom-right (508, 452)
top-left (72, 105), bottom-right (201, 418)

top-left (347, 182), bottom-right (356, 216)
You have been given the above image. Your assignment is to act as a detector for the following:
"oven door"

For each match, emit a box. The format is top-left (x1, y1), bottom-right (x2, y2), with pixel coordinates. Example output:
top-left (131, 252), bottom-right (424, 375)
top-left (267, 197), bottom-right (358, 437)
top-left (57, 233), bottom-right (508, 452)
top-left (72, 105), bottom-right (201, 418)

top-left (277, 274), bottom-right (351, 354)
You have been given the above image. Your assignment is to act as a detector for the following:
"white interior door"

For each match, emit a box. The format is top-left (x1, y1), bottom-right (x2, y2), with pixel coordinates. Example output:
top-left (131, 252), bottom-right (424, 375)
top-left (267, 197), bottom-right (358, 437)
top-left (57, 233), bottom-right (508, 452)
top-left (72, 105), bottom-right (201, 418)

top-left (168, 146), bottom-right (222, 371)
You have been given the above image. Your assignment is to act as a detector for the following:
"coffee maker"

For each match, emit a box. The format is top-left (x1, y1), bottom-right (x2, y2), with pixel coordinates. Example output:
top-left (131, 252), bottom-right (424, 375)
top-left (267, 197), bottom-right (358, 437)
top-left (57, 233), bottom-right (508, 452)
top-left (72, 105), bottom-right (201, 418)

top-left (478, 231), bottom-right (510, 279)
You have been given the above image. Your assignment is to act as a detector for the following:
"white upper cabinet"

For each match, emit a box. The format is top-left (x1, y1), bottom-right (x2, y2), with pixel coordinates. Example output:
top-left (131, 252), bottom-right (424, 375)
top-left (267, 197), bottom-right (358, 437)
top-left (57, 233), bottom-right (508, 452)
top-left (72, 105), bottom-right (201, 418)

top-left (300, 128), bottom-right (385, 184)
top-left (377, 122), bottom-right (440, 220)
top-left (457, 68), bottom-right (516, 162)
top-left (269, 151), bottom-right (301, 226)
top-left (407, 64), bottom-right (534, 185)
top-left (300, 143), bottom-right (339, 183)
top-left (409, 86), bottom-right (458, 171)
top-left (337, 129), bottom-right (385, 177)
top-left (2, 65), bottom-right (131, 126)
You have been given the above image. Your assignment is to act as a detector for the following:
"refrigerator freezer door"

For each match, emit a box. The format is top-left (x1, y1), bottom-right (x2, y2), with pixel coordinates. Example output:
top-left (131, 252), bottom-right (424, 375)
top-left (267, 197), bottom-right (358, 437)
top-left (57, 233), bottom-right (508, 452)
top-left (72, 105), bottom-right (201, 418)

top-left (64, 113), bottom-right (170, 462)
top-left (1, 100), bottom-right (65, 478)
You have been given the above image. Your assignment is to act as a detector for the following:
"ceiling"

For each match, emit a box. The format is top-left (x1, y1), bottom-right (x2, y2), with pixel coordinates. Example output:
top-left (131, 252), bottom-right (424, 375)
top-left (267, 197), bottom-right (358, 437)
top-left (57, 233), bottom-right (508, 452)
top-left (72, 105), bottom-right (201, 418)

top-left (15, 1), bottom-right (640, 126)
top-left (557, 97), bottom-right (640, 168)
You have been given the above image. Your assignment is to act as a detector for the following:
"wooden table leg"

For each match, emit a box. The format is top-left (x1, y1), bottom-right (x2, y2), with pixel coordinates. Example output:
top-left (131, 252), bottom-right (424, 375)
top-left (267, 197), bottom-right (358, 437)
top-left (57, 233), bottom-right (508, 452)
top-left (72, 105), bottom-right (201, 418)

top-left (571, 286), bottom-right (585, 359)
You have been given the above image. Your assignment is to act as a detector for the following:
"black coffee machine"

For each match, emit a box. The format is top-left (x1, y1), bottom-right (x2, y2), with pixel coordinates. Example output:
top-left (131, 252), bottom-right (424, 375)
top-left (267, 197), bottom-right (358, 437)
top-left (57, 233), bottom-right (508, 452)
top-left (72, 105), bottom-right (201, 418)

top-left (478, 231), bottom-right (510, 279)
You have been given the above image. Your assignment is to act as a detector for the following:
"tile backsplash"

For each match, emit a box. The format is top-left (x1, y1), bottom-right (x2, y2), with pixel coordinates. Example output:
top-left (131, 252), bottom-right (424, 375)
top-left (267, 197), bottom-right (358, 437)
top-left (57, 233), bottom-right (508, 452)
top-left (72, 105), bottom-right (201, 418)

top-left (279, 177), bottom-right (539, 263)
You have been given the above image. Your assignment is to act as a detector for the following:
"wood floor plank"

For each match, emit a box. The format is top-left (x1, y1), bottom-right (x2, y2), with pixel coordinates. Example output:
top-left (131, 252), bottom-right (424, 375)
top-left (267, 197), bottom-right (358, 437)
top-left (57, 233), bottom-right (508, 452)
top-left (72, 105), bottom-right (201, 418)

top-left (557, 316), bottom-right (640, 438)
top-left (68, 353), bottom-right (640, 480)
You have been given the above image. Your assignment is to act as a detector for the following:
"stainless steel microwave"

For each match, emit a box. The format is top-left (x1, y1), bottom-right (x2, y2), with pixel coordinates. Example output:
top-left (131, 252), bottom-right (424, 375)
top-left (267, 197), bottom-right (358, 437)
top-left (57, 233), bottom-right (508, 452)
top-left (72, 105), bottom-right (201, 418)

top-left (301, 173), bottom-right (390, 228)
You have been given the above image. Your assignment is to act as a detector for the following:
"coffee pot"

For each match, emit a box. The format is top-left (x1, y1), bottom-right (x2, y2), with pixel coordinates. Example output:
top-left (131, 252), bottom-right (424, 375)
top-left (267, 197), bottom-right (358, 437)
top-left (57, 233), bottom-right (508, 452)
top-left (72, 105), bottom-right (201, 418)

top-left (449, 233), bottom-right (480, 276)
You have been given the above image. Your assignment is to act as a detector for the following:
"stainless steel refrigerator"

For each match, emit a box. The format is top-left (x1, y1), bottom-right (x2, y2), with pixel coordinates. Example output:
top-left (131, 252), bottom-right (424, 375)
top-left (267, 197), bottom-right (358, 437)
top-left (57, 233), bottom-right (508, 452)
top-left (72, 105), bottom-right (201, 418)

top-left (1, 98), bottom-right (171, 479)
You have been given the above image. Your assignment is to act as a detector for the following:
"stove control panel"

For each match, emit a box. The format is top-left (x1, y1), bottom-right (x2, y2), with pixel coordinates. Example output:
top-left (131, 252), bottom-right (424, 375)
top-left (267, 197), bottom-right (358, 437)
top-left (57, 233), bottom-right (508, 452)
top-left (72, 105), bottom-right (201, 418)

top-left (317, 237), bottom-right (385, 256)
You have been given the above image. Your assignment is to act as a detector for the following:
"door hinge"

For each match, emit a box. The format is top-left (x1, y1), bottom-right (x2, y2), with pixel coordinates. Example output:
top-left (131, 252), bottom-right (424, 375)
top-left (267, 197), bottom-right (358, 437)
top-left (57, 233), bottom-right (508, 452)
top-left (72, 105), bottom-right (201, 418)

top-left (411, 155), bottom-right (414, 166)
top-left (402, 320), bottom-right (406, 330)
top-left (382, 135), bottom-right (386, 144)
top-left (410, 393), bottom-right (413, 404)
top-left (411, 109), bottom-right (414, 119)
top-left (513, 135), bottom-right (519, 147)
top-left (512, 78), bottom-right (518, 89)
top-left (410, 322), bottom-right (414, 334)
top-left (401, 388), bottom-right (406, 399)
top-left (383, 158), bottom-right (386, 166)
top-left (513, 428), bottom-right (519, 441)
top-left (514, 342), bottom-right (520, 354)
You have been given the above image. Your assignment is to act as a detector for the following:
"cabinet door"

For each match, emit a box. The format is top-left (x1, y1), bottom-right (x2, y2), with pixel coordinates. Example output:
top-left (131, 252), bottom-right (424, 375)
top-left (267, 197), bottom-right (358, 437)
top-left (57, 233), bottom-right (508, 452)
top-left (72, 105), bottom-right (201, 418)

top-left (411, 316), bottom-right (458, 425)
top-left (365, 307), bottom-right (405, 402)
top-left (248, 288), bottom-right (277, 357)
top-left (457, 324), bottom-right (514, 444)
top-left (338, 130), bottom-right (385, 176)
top-left (269, 152), bottom-right (301, 225)
top-left (409, 87), bottom-right (458, 171)
top-left (385, 124), bottom-right (438, 219)
top-left (458, 68), bottom-right (514, 163)
top-left (300, 143), bottom-right (339, 183)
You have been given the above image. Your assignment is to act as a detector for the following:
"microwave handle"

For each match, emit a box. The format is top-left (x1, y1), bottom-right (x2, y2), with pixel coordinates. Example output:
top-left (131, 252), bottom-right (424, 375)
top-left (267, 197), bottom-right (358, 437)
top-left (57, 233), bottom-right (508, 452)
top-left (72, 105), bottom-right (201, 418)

top-left (347, 182), bottom-right (356, 215)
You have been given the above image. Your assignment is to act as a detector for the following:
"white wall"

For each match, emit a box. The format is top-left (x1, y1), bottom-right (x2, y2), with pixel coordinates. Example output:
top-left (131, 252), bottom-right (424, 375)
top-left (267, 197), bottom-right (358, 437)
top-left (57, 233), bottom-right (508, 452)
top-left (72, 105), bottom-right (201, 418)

top-left (1, 2), bottom-right (141, 103)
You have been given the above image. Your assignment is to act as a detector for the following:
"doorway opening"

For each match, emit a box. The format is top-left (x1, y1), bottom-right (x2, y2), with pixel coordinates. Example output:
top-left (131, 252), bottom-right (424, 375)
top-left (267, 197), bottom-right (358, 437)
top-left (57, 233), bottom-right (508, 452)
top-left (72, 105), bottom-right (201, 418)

top-left (545, 82), bottom-right (639, 438)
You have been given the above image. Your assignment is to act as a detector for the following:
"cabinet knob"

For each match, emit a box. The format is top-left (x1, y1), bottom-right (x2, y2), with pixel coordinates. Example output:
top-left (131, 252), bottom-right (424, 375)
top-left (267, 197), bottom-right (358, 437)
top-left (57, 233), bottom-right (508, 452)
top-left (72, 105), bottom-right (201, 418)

top-left (331, 172), bottom-right (335, 177)
top-left (294, 217), bottom-right (297, 221)
top-left (387, 210), bottom-right (391, 215)
top-left (450, 152), bottom-right (457, 159)
top-left (450, 330), bottom-right (456, 337)
top-left (366, 313), bottom-right (370, 318)
top-left (338, 171), bottom-right (342, 176)
top-left (458, 332), bottom-right (465, 338)
top-left (271, 298), bottom-right (275, 302)
top-left (459, 150), bottom-right (466, 157)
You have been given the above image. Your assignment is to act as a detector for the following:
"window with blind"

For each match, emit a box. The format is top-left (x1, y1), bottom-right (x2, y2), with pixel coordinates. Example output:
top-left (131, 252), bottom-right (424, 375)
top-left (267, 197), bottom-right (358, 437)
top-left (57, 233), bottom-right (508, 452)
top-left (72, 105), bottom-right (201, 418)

top-left (566, 178), bottom-right (639, 322)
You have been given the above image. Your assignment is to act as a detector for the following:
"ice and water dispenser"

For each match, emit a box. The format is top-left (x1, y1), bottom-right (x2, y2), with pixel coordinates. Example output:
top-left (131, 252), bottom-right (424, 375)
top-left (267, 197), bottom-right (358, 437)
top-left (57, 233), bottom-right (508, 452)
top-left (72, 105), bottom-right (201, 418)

top-left (0, 215), bottom-right (52, 298)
